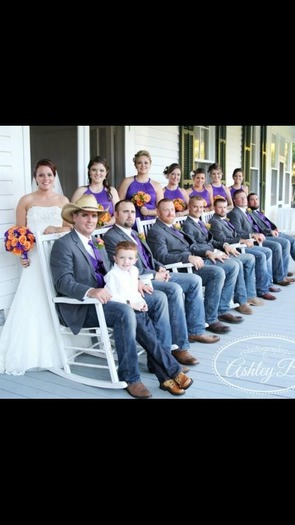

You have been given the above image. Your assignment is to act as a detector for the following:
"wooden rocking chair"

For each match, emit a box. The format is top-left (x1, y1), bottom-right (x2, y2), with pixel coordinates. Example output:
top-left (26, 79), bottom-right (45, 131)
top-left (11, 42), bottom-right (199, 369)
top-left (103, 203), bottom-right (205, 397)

top-left (36, 231), bottom-right (126, 389)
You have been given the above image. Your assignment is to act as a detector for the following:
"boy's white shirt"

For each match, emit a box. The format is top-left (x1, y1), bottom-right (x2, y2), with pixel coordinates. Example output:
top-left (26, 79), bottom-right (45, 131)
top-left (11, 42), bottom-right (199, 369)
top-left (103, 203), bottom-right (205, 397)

top-left (104, 263), bottom-right (146, 305)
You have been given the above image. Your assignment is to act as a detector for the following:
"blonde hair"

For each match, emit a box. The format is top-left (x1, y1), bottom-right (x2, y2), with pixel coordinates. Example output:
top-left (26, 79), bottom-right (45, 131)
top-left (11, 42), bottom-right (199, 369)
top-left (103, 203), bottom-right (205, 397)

top-left (133, 150), bottom-right (152, 165)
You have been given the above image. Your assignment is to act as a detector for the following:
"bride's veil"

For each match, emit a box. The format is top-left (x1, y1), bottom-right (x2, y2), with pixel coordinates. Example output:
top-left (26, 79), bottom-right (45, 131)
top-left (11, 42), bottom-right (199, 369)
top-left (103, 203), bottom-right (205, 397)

top-left (31, 171), bottom-right (64, 195)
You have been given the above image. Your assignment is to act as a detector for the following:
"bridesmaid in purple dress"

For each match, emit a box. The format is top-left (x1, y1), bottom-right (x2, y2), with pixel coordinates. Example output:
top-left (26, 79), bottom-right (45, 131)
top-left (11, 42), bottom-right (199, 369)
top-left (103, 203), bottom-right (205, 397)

top-left (228, 168), bottom-right (249, 200)
top-left (71, 156), bottom-right (119, 226)
top-left (206, 162), bottom-right (233, 210)
top-left (118, 150), bottom-right (164, 222)
top-left (163, 163), bottom-right (189, 216)
top-left (187, 168), bottom-right (213, 210)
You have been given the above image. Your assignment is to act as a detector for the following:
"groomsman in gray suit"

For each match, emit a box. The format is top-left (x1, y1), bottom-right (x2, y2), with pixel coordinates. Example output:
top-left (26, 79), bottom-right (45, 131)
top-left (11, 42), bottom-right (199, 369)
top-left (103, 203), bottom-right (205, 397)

top-left (103, 199), bottom-right (219, 369)
top-left (182, 195), bottom-right (263, 314)
top-left (146, 198), bottom-right (243, 335)
top-left (247, 192), bottom-right (295, 279)
top-left (210, 195), bottom-right (276, 300)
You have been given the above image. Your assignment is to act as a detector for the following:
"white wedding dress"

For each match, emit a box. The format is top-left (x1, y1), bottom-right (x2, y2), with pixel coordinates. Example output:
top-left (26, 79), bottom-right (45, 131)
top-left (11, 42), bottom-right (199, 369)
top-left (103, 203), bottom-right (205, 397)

top-left (0, 206), bottom-right (64, 375)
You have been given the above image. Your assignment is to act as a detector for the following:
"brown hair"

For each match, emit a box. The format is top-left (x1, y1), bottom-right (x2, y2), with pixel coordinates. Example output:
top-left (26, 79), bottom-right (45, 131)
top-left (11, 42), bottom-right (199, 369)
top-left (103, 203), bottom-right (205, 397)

top-left (115, 240), bottom-right (138, 256)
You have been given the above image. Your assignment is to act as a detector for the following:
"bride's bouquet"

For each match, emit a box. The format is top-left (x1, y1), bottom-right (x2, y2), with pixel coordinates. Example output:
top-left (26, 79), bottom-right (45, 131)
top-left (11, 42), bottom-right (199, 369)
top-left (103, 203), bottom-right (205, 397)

top-left (4, 226), bottom-right (36, 259)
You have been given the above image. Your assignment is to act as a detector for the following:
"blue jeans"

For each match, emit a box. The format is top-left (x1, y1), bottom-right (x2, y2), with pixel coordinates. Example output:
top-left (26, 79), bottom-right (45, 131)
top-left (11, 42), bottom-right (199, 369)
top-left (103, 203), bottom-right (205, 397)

top-left (244, 246), bottom-right (272, 295)
top-left (143, 289), bottom-right (172, 352)
top-left (154, 272), bottom-right (206, 345)
top-left (279, 232), bottom-right (295, 260)
top-left (84, 302), bottom-right (141, 385)
top-left (231, 253), bottom-right (256, 303)
top-left (193, 262), bottom-right (237, 324)
top-left (264, 236), bottom-right (290, 280)
top-left (134, 311), bottom-right (181, 383)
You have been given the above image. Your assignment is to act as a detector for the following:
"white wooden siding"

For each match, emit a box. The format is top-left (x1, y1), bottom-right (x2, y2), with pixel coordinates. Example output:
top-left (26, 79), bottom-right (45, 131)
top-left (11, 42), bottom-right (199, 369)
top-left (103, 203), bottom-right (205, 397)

top-left (225, 126), bottom-right (243, 184)
top-left (0, 126), bottom-right (30, 323)
top-left (125, 126), bottom-right (179, 187)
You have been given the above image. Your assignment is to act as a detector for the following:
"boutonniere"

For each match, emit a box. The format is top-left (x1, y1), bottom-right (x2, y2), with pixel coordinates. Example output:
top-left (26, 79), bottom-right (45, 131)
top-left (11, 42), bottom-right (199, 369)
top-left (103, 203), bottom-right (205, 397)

top-left (247, 208), bottom-right (252, 213)
top-left (93, 238), bottom-right (105, 250)
top-left (138, 233), bottom-right (146, 242)
top-left (205, 223), bottom-right (211, 230)
top-left (4, 225), bottom-right (36, 259)
top-left (173, 222), bottom-right (182, 231)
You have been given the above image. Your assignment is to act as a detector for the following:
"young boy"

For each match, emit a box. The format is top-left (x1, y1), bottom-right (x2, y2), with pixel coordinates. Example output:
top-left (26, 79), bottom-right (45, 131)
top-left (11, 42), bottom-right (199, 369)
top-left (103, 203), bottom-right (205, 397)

top-left (105, 241), bottom-right (193, 395)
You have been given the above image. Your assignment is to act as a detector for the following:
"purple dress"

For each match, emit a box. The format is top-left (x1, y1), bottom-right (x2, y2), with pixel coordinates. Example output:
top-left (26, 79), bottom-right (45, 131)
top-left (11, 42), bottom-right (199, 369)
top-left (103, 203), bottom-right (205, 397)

top-left (211, 183), bottom-right (228, 200)
top-left (84, 186), bottom-right (114, 216)
top-left (189, 187), bottom-right (211, 207)
top-left (229, 185), bottom-right (247, 199)
top-left (125, 177), bottom-right (157, 221)
top-left (164, 187), bottom-right (186, 211)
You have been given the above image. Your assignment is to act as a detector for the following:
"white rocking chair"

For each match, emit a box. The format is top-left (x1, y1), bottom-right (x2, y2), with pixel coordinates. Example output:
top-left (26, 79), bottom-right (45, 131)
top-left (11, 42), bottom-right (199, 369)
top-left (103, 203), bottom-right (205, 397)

top-left (36, 231), bottom-right (126, 389)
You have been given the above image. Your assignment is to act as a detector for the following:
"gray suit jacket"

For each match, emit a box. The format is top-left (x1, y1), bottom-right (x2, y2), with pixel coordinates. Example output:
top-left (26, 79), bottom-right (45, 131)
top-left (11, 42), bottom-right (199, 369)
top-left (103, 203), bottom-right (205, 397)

top-left (103, 224), bottom-right (161, 277)
top-left (227, 207), bottom-right (255, 238)
top-left (146, 218), bottom-right (197, 265)
top-left (182, 215), bottom-right (224, 256)
top-left (50, 229), bottom-right (112, 334)
top-left (249, 210), bottom-right (276, 235)
top-left (209, 213), bottom-right (242, 244)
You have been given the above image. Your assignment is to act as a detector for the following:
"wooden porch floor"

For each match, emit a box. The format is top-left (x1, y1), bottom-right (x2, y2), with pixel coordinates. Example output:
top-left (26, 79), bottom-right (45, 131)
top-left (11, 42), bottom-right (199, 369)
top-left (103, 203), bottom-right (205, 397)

top-left (1, 257), bottom-right (295, 400)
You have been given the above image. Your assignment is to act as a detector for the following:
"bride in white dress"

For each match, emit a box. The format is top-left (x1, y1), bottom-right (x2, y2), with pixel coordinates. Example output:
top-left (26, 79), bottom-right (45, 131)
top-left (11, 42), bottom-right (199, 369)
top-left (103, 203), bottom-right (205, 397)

top-left (0, 159), bottom-right (71, 375)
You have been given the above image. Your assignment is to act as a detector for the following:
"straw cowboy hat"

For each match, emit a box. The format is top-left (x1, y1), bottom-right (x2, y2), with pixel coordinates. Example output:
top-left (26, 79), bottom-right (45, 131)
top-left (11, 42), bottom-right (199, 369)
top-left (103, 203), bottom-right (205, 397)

top-left (62, 194), bottom-right (109, 225)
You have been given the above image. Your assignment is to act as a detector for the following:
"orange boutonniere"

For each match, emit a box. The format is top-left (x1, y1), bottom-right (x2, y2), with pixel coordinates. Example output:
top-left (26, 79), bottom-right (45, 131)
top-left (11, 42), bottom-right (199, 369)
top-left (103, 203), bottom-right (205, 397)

top-left (173, 198), bottom-right (186, 212)
top-left (4, 226), bottom-right (36, 259)
top-left (93, 238), bottom-right (105, 250)
top-left (131, 191), bottom-right (151, 207)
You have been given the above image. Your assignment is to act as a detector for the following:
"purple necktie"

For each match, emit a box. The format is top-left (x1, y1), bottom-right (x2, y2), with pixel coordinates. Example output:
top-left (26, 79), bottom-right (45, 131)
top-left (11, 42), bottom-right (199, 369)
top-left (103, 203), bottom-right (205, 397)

top-left (254, 210), bottom-right (272, 229)
top-left (245, 211), bottom-right (260, 233)
top-left (198, 220), bottom-right (209, 236)
top-left (88, 240), bottom-right (106, 286)
top-left (131, 231), bottom-right (151, 268)
top-left (172, 226), bottom-right (184, 238)
top-left (223, 219), bottom-right (235, 231)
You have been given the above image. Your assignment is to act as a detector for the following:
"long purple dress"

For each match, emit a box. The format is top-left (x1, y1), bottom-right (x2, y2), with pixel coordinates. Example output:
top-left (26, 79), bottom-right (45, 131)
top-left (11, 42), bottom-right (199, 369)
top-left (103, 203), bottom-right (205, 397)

top-left (189, 187), bottom-right (211, 207)
top-left (125, 177), bottom-right (157, 221)
top-left (164, 187), bottom-right (186, 211)
top-left (84, 186), bottom-right (114, 216)
top-left (211, 183), bottom-right (228, 200)
top-left (229, 185), bottom-right (247, 199)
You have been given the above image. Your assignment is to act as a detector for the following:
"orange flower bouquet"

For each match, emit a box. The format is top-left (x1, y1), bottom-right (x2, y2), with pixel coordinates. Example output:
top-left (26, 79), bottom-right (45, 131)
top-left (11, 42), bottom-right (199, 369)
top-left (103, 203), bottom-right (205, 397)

top-left (173, 198), bottom-right (186, 212)
top-left (4, 226), bottom-right (36, 260)
top-left (131, 191), bottom-right (151, 207)
top-left (97, 211), bottom-right (112, 227)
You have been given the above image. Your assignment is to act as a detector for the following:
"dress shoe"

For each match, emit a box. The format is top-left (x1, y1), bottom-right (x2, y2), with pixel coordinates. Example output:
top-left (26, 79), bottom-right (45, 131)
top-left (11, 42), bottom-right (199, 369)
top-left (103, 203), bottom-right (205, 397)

top-left (259, 293), bottom-right (276, 300)
top-left (218, 313), bottom-right (244, 324)
top-left (275, 279), bottom-right (291, 286)
top-left (206, 322), bottom-right (231, 334)
top-left (188, 333), bottom-right (220, 344)
top-left (269, 286), bottom-right (281, 293)
top-left (173, 372), bottom-right (193, 390)
top-left (171, 349), bottom-right (199, 365)
top-left (160, 379), bottom-right (185, 396)
top-left (247, 297), bottom-right (264, 306)
top-left (148, 364), bottom-right (190, 374)
top-left (126, 382), bottom-right (152, 399)
top-left (287, 272), bottom-right (294, 277)
top-left (235, 303), bottom-right (253, 315)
